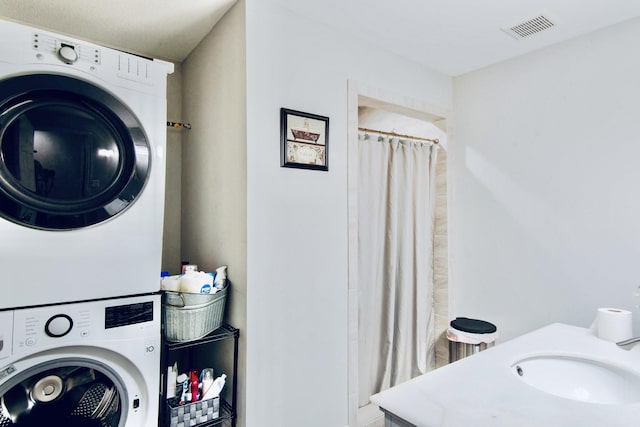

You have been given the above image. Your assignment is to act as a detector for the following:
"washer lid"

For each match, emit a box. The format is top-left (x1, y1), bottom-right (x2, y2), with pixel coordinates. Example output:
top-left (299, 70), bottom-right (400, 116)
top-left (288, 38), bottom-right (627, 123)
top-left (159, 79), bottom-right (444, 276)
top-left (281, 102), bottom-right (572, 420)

top-left (0, 73), bottom-right (150, 230)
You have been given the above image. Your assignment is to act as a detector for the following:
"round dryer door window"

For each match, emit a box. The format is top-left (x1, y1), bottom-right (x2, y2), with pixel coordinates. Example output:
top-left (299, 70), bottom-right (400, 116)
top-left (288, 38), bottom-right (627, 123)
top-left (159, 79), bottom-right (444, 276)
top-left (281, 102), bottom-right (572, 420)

top-left (0, 74), bottom-right (151, 230)
top-left (0, 360), bottom-right (126, 426)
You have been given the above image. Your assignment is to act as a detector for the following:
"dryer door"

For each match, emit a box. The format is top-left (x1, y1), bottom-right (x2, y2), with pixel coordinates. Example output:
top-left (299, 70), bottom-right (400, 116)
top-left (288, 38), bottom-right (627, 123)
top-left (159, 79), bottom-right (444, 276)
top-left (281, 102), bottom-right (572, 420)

top-left (0, 358), bottom-right (127, 426)
top-left (0, 74), bottom-right (150, 230)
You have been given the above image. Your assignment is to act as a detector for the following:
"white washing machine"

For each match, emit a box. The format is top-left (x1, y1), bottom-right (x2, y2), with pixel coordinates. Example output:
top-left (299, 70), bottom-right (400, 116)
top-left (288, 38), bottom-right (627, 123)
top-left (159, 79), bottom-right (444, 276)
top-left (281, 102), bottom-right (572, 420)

top-left (0, 19), bottom-right (174, 309)
top-left (0, 294), bottom-right (161, 426)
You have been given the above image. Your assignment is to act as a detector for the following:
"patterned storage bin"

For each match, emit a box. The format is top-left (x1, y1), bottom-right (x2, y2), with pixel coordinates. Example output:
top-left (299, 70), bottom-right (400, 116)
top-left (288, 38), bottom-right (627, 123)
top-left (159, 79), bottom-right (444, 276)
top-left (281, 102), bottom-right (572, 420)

top-left (167, 397), bottom-right (220, 427)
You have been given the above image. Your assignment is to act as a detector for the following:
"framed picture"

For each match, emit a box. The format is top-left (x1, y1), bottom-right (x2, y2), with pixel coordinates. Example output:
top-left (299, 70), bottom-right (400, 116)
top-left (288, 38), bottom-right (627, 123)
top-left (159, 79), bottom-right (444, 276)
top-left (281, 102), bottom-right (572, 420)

top-left (280, 108), bottom-right (329, 171)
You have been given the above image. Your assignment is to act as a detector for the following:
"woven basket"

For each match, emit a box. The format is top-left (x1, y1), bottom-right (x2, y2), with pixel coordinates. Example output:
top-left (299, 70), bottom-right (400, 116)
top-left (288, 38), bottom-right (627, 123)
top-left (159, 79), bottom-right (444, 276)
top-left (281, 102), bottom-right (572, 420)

top-left (163, 285), bottom-right (227, 342)
top-left (167, 396), bottom-right (220, 426)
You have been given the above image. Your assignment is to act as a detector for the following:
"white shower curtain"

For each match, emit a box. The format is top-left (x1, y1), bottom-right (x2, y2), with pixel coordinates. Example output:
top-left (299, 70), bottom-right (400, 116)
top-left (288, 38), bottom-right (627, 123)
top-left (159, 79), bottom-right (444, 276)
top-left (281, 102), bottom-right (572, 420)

top-left (358, 133), bottom-right (437, 407)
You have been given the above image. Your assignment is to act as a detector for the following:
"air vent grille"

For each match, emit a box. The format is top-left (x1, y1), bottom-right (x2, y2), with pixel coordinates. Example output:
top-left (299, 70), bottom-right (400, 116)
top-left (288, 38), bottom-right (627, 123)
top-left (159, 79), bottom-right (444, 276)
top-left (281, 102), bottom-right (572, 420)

top-left (503, 14), bottom-right (555, 39)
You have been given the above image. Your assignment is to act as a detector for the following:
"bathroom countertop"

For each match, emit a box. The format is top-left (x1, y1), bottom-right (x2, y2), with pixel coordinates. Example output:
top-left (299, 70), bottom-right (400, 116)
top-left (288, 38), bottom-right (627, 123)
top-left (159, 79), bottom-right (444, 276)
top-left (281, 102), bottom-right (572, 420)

top-left (370, 323), bottom-right (640, 427)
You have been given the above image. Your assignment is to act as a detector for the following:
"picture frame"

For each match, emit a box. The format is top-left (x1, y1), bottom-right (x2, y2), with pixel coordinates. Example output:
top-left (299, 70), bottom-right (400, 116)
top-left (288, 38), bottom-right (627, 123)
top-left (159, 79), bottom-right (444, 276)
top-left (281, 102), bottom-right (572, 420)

top-left (280, 108), bottom-right (329, 171)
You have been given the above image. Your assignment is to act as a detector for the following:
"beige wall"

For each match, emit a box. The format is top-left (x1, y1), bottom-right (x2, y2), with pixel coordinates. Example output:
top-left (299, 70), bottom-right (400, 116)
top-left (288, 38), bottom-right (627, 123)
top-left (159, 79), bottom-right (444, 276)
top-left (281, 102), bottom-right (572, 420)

top-left (181, 1), bottom-right (247, 425)
top-left (162, 63), bottom-right (183, 274)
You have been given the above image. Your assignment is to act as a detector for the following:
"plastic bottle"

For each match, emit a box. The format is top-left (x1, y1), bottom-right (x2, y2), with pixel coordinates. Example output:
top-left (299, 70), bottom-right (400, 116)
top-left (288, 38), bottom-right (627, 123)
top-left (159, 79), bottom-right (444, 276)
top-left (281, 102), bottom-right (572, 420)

top-left (180, 261), bottom-right (189, 274)
top-left (190, 370), bottom-right (199, 402)
top-left (176, 373), bottom-right (189, 404)
top-left (214, 266), bottom-right (227, 289)
top-left (210, 374), bottom-right (226, 398)
top-left (166, 363), bottom-right (177, 399)
top-left (160, 272), bottom-right (170, 290)
top-left (161, 274), bottom-right (181, 291)
top-left (179, 271), bottom-right (214, 294)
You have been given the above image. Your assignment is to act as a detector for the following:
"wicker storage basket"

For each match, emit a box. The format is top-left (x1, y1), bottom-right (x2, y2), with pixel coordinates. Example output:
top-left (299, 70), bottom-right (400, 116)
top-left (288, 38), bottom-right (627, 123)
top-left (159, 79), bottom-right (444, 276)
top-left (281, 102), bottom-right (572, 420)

top-left (167, 396), bottom-right (220, 427)
top-left (163, 285), bottom-right (227, 342)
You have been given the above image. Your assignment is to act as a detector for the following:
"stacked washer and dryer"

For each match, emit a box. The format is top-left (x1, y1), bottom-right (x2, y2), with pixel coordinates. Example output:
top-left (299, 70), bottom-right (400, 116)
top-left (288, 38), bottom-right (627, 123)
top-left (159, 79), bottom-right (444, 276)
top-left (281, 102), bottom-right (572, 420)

top-left (0, 19), bottom-right (173, 426)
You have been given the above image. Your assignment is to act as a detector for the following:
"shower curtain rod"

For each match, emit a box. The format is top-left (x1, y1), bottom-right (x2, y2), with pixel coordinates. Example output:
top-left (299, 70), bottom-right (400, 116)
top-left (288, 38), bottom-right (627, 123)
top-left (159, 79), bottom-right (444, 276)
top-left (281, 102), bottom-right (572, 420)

top-left (358, 127), bottom-right (439, 144)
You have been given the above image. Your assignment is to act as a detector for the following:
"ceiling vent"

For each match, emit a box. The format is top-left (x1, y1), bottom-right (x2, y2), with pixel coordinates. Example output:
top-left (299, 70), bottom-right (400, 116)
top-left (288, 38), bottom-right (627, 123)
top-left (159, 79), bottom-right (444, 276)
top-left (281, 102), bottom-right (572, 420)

top-left (502, 14), bottom-right (556, 39)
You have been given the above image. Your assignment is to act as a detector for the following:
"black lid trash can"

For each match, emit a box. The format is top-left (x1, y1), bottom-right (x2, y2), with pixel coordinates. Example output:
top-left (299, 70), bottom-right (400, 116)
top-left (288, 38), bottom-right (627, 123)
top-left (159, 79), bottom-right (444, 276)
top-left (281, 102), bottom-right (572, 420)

top-left (446, 317), bottom-right (498, 363)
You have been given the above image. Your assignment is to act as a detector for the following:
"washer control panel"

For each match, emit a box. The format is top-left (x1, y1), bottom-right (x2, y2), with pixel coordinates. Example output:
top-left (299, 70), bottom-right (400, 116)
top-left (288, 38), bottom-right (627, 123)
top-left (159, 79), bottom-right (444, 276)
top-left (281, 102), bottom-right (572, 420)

top-left (9, 296), bottom-right (159, 357)
top-left (105, 301), bottom-right (153, 329)
top-left (12, 304), bottom-right (91, 353)
top-left (45, 314), bottom-right (74, 337)
top-left (0, 311), bottom-right (13, 360)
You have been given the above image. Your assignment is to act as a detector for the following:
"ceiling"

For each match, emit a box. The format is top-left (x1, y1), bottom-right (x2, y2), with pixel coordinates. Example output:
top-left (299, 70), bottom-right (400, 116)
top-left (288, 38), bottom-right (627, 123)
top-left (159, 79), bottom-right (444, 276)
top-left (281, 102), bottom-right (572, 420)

top-left (0, 0), bottom-right (237, 62)
top-left (275, 0), bottom-right (640, 76)
top-left (0, 1), bottom-right (639, 75)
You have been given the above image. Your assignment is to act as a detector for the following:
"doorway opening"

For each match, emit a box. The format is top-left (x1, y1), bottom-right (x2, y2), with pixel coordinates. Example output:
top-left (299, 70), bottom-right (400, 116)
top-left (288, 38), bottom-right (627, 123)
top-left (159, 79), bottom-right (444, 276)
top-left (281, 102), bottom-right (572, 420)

top-left (347, 81), bottom-right (450, 427)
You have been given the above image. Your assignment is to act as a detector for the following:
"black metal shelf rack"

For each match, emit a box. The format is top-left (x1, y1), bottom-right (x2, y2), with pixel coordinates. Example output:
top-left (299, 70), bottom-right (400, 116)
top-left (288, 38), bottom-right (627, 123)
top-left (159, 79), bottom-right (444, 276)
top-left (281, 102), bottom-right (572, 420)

top-left (160, 323), bottom-right (239, 427)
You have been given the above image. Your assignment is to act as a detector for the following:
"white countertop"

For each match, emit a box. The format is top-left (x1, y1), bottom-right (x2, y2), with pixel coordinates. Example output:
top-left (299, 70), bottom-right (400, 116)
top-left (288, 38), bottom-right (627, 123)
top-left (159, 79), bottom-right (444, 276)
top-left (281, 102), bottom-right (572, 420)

top-left (370, 323), bottom-right (640, 427)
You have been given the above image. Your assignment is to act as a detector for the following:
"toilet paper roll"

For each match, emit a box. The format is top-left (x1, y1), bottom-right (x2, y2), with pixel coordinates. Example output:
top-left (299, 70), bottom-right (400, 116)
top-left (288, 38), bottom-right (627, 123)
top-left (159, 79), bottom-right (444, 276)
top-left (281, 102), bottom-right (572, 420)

top-left (593, 307), bottom-right (633, 342)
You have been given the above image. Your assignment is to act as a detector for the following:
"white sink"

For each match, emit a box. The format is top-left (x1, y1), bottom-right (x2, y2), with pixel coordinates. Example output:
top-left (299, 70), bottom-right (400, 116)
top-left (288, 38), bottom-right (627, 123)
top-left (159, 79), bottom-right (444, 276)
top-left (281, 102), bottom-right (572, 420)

top-left (372, 324), bottom-right (640, 426)
top-left (512, 354), bottom-right (640, 404)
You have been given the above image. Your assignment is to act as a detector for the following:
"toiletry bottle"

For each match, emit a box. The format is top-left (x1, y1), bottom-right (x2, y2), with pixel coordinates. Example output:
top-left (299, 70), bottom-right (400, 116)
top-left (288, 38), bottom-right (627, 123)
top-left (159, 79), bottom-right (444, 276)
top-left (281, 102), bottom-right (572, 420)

top-left (210, 374), bottom-right (227, 397)
top-left (177, 373), bottom-right (188, 404)
top-left (166, 363), bottom-right (177, 399)
top-left (214, 266), bottom-right (227, 289)
top-left (190, 370), bottom-right (199, 402)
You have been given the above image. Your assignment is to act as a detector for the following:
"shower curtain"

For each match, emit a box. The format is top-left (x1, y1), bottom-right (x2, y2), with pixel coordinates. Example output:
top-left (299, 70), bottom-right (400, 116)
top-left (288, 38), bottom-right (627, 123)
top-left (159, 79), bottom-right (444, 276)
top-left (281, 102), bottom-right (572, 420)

top-left (358, 132), bottom-right (437, 407)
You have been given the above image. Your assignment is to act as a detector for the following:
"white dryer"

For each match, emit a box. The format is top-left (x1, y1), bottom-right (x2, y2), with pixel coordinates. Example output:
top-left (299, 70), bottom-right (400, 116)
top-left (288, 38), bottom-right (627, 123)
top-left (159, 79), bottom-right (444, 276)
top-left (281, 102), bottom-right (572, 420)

top-left (0, 294), bottom-right (161, 426)
top-left (0, 20), bottom-right (174, 309)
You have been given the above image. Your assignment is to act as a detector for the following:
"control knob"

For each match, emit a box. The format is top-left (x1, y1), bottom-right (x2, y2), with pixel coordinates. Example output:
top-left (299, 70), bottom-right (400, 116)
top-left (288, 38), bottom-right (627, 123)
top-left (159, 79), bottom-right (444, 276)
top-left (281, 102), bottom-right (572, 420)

top-left (58, 44), bottom-right (78, 64)
top-left (45, 314), bottom-right (73, 337)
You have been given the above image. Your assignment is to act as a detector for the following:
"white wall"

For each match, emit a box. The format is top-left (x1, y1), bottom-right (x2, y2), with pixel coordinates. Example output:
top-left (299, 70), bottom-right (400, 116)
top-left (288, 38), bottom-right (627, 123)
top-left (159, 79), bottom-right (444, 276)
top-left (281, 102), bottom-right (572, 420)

top-left (245, 2), bottom-right (451, 426)
top-left (181, 1), bottom-right (248, 424)
top-left (451, 17), bottom-right (640, 342)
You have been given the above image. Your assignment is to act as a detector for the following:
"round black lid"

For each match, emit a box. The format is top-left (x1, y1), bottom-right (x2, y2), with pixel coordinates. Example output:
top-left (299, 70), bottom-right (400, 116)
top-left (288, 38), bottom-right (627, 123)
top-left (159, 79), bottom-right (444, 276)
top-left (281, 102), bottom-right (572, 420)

top-left (450, 317), bottom-right (497, 334)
